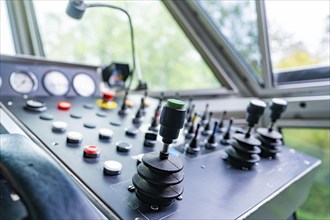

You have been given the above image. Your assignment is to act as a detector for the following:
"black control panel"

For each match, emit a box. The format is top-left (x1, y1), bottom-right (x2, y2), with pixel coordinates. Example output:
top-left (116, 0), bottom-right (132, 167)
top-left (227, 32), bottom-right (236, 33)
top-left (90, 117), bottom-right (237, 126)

top-left (0, 55), bottom-right (321, 219)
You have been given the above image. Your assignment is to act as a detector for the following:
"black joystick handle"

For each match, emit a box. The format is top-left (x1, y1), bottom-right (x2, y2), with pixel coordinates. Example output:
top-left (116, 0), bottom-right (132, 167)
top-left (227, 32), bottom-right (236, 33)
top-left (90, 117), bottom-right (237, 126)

top-left (140, 97), bottom-right (146, 111)
top-left (186, 98), bottom-right (193, 116)
top-left (269, 98), bottom-right (287, 130)
top-left (218, 111), bottom-right (227, 130)
top-left (256, 98), bottom-right (287, 158)
top-left (223, 118), bottom-right (233, 141)
top-left (204, 112), bottom-right (213, 131)
top-left (132, 107), bottom-right (144, 125)
top-left (201, 103), bottom-right (209, 122)
top-left (186, 105), bottom-right (195, 124)
top-left (186, 113), bottom-right (198, 138)
top-left (206, 121), bottom-right (218, 149)
top-left (186, 122), bottom-right (201, 154)
top-left (121, 90), bottom-right (128, 109)
top-left (159, 99), bottom-right (186, 159)
top-left (245, 99), bottom-right (266, 137)
top-left (132, 99), bottom-right (186, 208)
top-left (119, 90), bottom-right (129, 115)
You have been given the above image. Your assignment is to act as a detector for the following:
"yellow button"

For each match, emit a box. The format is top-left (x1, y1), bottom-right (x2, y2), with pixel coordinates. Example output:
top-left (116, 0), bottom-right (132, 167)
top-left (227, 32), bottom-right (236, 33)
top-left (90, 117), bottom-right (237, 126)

top-left (96, 99), bottom-right (118, 109)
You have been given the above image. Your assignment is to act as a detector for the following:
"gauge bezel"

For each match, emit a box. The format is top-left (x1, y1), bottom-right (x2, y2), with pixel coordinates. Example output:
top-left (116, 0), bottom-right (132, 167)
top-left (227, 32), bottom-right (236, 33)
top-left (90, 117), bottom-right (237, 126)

top-left (9, 70), bottom-right (38, 94)
top-left (72, 73), bottom-right (96, 97)
top-left (43, 70), bottom-right (70, 96)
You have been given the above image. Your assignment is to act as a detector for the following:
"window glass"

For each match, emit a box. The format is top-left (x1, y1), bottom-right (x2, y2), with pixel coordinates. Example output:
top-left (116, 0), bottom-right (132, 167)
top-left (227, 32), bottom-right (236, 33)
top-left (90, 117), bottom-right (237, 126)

top-left (197, 0), bottom-right (263, 82)
top-left (0, 1), bottom-right (15, 55)
top-left (33, 0), bottom-right (221, 91)
top-left (282, 128), bottom-right (330, 220)
top-left (266, 1), bottom-right (330, 83)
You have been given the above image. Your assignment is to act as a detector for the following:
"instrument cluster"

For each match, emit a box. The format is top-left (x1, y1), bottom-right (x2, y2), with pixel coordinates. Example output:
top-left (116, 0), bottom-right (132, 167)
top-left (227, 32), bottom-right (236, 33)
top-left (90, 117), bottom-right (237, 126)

top-left (0, 55), bottom-right (99, 97)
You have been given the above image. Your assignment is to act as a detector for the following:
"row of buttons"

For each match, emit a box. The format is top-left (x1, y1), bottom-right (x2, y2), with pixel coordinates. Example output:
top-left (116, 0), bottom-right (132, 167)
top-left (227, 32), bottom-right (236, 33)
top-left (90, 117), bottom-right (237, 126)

top-left (83, 146), bottom-right (123, 175)
top-left (61, 129), bottom-right (128, 176)
top-left (24, 97), bottom-right (150, 177)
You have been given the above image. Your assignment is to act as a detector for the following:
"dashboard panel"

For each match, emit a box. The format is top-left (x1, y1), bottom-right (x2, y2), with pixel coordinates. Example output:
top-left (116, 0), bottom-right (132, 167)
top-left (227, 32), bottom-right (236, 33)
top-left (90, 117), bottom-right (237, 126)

top-left (0, 55), bottom-right (321, 220)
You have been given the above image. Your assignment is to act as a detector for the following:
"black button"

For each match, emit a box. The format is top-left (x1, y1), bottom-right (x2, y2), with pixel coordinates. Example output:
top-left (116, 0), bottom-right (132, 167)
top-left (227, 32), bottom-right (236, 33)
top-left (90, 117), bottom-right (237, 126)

top-left (67, 131), bottom-right (83, 143)
top-left (25, 100), bottom-right (47, 112)
top-left (70, 113), bottom-right (82, 119)
top-left (84, 122), bottom-right (96, 129)
top-left (96, 112), bottom-right (107, 117)
top-left (110, 121), bottom-right (121, 126)
top-left (52, 121), bottom-right (68, 133)
top-left (83, 103), bottom-right (94, 109)
top-left (126, 128), bottom-right (138, 137)
top-left (39, 113), bottom-right (54, 120)
top-left (116, 142), bottom-right (132, 152)
top-left (26, 100), bottom-right (45, 108)
top-left (145, 131), bottom-right (157, 141)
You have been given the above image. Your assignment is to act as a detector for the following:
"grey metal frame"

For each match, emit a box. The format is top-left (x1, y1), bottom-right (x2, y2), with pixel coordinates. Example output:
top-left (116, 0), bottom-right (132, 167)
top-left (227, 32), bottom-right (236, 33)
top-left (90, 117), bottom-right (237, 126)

top-left (6, 0), bottom-right (44, 56)
top-left (163, 0), bottom-right (330, 98)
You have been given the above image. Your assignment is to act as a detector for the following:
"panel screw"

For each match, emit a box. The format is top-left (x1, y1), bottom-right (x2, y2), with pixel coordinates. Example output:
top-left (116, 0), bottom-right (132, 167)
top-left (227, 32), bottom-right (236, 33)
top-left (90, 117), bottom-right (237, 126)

top-left (127, 185), bottom-right (135, 192)
top-left (150, 205), bottom-right (159, 211)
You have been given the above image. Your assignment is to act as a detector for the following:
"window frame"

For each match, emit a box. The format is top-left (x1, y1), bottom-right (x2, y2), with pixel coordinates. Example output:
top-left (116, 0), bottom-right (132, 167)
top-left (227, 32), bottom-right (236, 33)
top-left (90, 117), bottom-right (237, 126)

top-left (3, 0), bottom-right (329, 98)
top-left (5, 0), bottom-right (44, 56)
top-left (164, 0), bottom-right (329, 98)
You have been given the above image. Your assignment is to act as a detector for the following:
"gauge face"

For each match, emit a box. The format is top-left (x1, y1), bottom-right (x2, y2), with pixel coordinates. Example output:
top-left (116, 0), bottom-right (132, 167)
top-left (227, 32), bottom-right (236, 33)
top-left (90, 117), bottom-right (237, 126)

top-left (73, 73), bottom-right (96, 97)
top-left (10, 71), bottom-right (38, 94)
top-left (43, 71), bottom-right (69, 96)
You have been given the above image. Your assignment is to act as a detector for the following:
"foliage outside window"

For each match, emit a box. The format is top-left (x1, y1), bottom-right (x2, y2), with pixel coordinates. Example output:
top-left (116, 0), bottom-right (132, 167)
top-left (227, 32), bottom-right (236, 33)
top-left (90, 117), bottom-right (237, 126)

top-left (282, 128), bottom-right (330, 220)
top-left (266, 1), bottom-right (330, 73)
top-left (33, 0), bottom-right (220, 91)
top-left (197, 0), bottom-right (263, 82)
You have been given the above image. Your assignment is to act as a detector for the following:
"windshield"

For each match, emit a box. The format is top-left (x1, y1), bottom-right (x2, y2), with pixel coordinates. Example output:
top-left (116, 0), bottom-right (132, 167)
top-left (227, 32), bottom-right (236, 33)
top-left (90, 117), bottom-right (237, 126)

top-left (197, 0), bottom-right (263, 83)
top-left (33, 0), bottom-right (221, 91)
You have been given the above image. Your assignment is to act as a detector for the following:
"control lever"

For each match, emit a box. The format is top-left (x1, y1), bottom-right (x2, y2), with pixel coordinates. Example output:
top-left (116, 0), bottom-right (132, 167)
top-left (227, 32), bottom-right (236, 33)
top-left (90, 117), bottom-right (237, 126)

top-left (218, 111), bottom-right (227, 133)
top-left (201, 103), bottom-right (209, 124)
top-left (225, 100), bottom-right (266, 169)
top-left (185, 104), bottom-right (195, 128)
top-left (220, 118), bottom-right (233, 145)
top-left (186, 123), bottom-right (201, 154)
top-left (201, 112), bottom-right (213, 136)
top-left (257, 98), bottom-right (287, 158)
top-left (206, 121), bottom-right (219, 149)
top-left (132, 99), bottom-right (186, 208)
top-left (118, 89), bottom-right (129, 116)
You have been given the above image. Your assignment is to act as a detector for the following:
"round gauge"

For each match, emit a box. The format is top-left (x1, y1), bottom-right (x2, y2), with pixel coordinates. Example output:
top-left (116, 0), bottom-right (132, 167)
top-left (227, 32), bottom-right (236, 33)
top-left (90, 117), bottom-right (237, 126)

top-left (72, 73), bottom-right (96, 97)
top-left (43, 71), bottom-right (69, 96)
top-left (9, 71), bottom-right (38, 94)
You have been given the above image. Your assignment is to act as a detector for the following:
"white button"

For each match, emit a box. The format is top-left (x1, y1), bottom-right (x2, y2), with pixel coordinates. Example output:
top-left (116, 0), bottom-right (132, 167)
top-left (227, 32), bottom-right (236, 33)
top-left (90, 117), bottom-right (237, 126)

top-left (52, 121), bottom-right (68, 132)
top-left (103, 160), bottom-right (122, 175)
top-left (99, 128), bottom-right (113, 139)
top-left (67, 131), bottom-right (83, 143)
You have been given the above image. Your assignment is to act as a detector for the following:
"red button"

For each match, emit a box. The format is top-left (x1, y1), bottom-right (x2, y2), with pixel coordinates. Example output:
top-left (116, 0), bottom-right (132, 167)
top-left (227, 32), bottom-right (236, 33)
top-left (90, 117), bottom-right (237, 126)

top-left (102, 91), bottom-right (115, 101)
top-left (58, 101), bottom-right (71, 110)
top-left (84, 145), bottom-right (100, 155)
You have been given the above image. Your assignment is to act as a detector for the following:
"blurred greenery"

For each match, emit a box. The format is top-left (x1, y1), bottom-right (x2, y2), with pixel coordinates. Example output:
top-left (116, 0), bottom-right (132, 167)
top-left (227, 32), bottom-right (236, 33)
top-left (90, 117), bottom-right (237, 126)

top-left (276, 51), bottom-right (321, 70)
top-left (198, 0), bottom-right (263, 81)
top-left (34, 0), bottom-right (220, 91)
top-left (282, 129), bottom-right (330, 220)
